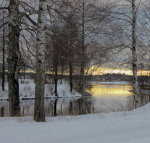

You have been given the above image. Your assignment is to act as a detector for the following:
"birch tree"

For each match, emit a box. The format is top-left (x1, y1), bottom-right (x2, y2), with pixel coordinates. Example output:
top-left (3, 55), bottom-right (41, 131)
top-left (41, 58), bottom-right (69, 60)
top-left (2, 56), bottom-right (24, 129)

top-left (109, 0), bottom-right (142, 108)
top-left (0, 9), bottom-right (7, 91)
top-left (8, 0), bottom-right (20, 116)
top-left (131, 0), bottom-right (141, 108)
top-left (0, 0), bottom-right (37, 116)
top-left (2, 11), bottom-right (5, 91)
top-left (34, 0), bottom-right (47, 122)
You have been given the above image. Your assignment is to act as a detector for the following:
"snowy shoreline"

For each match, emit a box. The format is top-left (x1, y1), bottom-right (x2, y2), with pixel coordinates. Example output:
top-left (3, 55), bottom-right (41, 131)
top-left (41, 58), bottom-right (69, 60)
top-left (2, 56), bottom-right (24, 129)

top-left (0, 96), bottom-right (82, 101)
top-left (0, 80), bottom-right (82, 100)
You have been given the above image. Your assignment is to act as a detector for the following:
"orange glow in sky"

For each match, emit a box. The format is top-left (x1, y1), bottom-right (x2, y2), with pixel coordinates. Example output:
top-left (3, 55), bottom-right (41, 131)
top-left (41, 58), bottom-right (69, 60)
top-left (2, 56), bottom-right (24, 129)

top-left (89, 66), bottom-right (150, 76)
top-left (9, 66), bottom-right (150, 76)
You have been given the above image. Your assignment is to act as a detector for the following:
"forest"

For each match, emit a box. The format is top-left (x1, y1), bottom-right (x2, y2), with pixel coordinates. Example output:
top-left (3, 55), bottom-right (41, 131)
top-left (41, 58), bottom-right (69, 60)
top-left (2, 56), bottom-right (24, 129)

top-left (0, 0), bottom-right (150, 122)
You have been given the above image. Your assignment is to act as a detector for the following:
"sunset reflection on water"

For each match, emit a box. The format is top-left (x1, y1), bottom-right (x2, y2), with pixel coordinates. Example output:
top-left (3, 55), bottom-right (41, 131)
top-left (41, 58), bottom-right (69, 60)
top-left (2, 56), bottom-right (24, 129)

top-left (86, 83), bottom-right (132, 96)
top-left (86, 83), bottom-right (133, 111)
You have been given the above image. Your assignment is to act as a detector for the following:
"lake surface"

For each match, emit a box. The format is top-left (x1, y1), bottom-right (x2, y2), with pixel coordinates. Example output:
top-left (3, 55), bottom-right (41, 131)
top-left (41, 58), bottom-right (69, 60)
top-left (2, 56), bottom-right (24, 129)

top-left (86, 82), bottom-right (133, 112)
top-left (0, 82), bottom-right (133, 117)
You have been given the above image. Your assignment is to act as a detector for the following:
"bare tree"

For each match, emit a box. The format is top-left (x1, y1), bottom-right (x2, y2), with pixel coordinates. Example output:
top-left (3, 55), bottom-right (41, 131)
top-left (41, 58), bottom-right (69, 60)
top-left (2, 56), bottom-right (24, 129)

top-left (34, 0), bottom-right (47, 122)
top-left (131, 0), bottom-right (141, 108)
top-left (107, 0), bottom-right (144, 108)
top-left (0, 9), bottom-right (7, 91)
top-left (7, 0), bottom-right (20, 116)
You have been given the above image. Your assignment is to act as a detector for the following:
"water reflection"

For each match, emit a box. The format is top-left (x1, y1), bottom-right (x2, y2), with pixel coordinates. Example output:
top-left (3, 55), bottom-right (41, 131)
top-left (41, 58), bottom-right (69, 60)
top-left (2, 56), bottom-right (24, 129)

top-left (0, 101), bottom-right (9, 117)
top-left (86, 83), bottom-right (132, 96)
top-left (0, 96), bottom-right (93, 117)
top-left (86, 83), bottom-right (133, 112)
top-left (0, 83), bottom-right (134, 117)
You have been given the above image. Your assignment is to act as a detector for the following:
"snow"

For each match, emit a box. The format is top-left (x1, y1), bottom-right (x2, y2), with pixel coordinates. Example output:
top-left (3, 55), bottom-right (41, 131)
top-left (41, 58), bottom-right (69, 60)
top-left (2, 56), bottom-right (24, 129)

top-left (0, 79), bottom-right (81, 100)
top-left (1, 104), bottom-right (150, 143)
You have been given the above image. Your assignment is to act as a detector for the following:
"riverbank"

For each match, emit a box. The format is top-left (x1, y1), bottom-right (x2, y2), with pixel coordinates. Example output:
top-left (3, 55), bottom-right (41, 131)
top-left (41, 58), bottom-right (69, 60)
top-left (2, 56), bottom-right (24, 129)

top-left (0, 103), bottom-right (150, 143)
top-left (0, 80), bottom-right (81, 100)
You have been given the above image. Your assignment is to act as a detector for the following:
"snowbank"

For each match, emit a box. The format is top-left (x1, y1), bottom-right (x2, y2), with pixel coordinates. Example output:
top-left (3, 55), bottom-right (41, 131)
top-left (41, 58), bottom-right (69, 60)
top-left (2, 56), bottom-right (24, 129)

top-left (0, 104), bottom-right (150, 143)
top-left (0, 80), bottom-right (81, 100)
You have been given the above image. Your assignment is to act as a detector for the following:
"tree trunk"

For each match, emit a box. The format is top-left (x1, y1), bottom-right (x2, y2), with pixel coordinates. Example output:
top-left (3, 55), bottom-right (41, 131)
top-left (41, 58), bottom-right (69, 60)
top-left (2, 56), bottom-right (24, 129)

top-left (69, 61), bottom-right (73, 92)
top-left (68, 33), bottom-right (73, 92)
top-left (132, 0), bottom-right (141, 108)
top-left (54, 43), bottom-right (58, 96)
top-left (81, 0), bottom-right (86, 114)
top-left (2, 10), bottom-right (5, 91)
top-left (54, 62), bottom-right (58, 96)
top-left (0, 107), bottom-right (4, 117)
top-left (60, 66), bottom-right (64, 84)
top-left (8, 0), bottom-right (20, 116)
top-left (54, 99), bottom-right (57, 116)
top-left (34, 0), bottom-right (47, 122)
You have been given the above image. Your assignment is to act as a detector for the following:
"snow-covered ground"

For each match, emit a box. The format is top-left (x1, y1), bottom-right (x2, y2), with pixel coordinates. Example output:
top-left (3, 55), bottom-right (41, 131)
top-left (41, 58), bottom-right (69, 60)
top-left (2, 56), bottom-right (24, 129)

top-left (0, 79), bottom-right (81, 100)
top-left (0, 104), bottom-right (150, 143)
